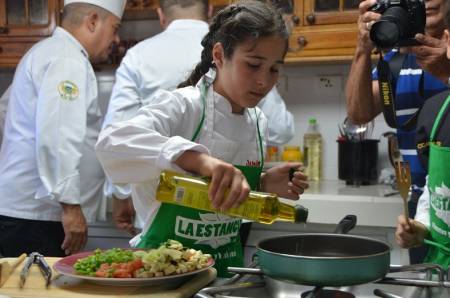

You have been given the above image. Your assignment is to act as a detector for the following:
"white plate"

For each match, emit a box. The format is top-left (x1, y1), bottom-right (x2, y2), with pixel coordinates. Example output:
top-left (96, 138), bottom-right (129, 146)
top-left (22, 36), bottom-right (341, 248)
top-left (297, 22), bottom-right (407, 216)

top-left (53, 250), bottom-right (214, 288)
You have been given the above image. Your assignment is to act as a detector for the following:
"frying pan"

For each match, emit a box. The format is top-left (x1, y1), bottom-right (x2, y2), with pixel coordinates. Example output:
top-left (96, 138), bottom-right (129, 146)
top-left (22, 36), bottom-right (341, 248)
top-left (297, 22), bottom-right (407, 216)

top-left (229, 215), bottom-right (391, 287)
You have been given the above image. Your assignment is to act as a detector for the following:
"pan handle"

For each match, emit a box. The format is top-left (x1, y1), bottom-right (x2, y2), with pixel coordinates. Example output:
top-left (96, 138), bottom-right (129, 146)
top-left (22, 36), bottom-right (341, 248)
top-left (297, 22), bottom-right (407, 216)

top-left (227, 267), bottom-right (264, 275)
top-left (333, 215), bottom-right (357, 234)
top-left (373, 289), bottom-right (404, 298)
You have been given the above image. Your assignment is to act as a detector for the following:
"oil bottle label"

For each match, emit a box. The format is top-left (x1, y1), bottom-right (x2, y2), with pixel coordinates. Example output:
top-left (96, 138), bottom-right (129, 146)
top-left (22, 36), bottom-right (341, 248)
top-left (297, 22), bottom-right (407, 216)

top-left (174, 186), bottom-right (263, 221)
top-left (174, 186), bottom-right (212, 210)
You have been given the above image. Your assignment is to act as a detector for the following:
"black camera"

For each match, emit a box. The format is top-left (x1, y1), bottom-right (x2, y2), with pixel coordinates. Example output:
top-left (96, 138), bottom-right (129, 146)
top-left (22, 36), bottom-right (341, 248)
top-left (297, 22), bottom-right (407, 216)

top-left (369, 0), bottom-right (425, 48)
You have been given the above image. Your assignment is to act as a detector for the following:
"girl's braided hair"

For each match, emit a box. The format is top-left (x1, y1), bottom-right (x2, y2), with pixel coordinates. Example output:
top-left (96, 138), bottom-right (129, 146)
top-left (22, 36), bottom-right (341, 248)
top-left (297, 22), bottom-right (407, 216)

top-left (178, 0), bottom-right (289, 88)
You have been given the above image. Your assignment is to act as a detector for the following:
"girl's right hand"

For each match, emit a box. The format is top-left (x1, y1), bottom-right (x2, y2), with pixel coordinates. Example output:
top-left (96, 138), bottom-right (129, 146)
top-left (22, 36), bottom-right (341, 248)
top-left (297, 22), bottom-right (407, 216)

top-left (198, 155), bottom-right (250, 211)
top-left (176, 151), bottom-right (250, 211)
top-left (395, 215), bottom-right (428, 249)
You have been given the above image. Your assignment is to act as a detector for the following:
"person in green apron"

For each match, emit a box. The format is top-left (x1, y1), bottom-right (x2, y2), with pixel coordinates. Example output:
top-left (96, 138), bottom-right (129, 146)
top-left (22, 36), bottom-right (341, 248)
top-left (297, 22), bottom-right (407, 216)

top-left (96, 1), bottom-right (308, 277)
top-left (395, 8), bottom-right (450, 267)
top-left (395, 91), bottom-right (450, 269)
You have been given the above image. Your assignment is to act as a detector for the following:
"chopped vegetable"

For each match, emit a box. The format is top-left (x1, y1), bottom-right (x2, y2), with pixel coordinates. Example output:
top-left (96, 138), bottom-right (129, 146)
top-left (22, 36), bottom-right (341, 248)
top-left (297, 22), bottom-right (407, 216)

top-left (73, 240), bottom-right (212, 278)
top-left (73, 248), bottom-right (135, 276)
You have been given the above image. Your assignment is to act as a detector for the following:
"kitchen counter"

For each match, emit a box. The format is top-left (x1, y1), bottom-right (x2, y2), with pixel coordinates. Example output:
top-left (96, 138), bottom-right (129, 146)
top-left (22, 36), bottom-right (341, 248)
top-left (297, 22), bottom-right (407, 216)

top-left (280, 180), bottom-right (403, 228)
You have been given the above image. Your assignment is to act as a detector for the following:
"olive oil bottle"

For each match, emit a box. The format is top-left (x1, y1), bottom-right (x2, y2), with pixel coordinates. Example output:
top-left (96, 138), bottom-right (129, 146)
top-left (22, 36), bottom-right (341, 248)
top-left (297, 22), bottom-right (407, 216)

top-left (156, 171), bottom-right (308, 224)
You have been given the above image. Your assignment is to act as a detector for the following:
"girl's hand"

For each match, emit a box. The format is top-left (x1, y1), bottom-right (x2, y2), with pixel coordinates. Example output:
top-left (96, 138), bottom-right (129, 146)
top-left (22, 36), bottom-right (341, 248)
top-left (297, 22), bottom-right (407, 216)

top-left (176, 151), bottom-right (250, 211)
top-left (395, 215), bottom-right (428, 249)
top-left (262, 162), bottom-right (308, 200)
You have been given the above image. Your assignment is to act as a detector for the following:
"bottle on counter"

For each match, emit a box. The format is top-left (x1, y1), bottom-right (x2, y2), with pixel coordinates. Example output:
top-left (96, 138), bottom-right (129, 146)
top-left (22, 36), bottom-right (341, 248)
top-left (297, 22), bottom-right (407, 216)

top-left (156, 171), bottom-right (308, 224)
top-left (281, 145), bottom-right (303, 162)
top-left (303, 118), bottom-right (322, 181)
top-left (266, 145), bottom-right (279, 162)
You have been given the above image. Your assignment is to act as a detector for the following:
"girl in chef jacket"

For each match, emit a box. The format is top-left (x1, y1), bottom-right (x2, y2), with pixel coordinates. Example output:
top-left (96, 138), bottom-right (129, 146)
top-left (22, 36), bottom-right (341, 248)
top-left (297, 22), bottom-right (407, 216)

top-left (96, 0), bottom-right (308, 277)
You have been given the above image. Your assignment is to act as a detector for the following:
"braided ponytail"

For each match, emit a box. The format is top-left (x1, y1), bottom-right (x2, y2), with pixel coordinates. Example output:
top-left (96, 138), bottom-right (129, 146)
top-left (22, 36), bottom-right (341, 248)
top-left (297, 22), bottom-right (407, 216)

top-left (178, 0), bottom-right (288, 88)
top-left (178, 32), bottom-right (215, 88)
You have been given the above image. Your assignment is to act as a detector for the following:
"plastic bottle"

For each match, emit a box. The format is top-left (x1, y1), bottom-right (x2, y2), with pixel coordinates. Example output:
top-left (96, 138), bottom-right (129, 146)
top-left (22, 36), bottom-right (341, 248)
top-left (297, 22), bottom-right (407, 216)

top-left (303, 118), bottom-right (322, 181)
top-left (281, 146), bottom-right (303, 162)
top-left (156, 171), bottom-right (308, 224)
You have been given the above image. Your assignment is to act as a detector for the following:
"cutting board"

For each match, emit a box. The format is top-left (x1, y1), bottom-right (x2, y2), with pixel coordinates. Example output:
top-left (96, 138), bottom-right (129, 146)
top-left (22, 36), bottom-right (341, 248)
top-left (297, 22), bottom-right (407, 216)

top-left (0, 257), bottom-right (216, 298)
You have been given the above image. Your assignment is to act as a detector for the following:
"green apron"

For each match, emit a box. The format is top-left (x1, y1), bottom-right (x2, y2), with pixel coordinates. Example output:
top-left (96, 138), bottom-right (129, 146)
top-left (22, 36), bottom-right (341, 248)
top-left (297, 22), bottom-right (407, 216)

top-left (137, 79), bottom-right (264, 277)
top-left (423, 94), bottom-right (450, 269)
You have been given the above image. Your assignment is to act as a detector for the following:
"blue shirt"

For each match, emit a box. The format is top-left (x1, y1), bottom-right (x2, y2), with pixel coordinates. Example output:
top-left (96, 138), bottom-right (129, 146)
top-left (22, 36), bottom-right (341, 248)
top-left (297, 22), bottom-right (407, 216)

top-left (373, 49), bottom-right (448, 195)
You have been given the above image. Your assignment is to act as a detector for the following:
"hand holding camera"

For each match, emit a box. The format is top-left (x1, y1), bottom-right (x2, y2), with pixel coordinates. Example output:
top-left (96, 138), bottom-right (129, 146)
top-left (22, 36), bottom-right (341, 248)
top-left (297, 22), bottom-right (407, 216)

top-left (409, 34), bottom-right (450, 83)
top-left (369, 0), bottom-right (425, 49)
top-left (356, 0), bottom-right (382, 53)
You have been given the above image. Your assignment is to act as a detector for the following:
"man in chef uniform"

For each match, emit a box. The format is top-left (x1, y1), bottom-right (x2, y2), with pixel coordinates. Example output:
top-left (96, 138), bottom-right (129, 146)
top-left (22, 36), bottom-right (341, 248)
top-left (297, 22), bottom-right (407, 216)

top-left (0, 0), bottom-right (126, 257)
top-left (104, 0), bottom-right (296, 239)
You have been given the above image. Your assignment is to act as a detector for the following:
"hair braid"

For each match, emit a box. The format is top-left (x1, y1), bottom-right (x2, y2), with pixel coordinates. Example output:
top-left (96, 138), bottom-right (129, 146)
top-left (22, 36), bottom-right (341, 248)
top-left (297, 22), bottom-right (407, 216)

top-left (178, 0), bottom-right (288, 88)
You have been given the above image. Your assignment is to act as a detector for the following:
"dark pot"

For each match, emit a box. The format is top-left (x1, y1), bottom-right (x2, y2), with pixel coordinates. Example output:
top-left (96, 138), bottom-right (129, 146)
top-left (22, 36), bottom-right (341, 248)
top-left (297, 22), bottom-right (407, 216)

top-left (337, 139), bottom-right (379, 185)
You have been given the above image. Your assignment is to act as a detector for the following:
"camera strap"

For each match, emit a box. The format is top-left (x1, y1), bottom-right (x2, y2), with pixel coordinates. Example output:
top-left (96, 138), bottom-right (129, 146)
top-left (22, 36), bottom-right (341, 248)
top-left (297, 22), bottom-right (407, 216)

top-left (376, 51), bottom-right (423, 131)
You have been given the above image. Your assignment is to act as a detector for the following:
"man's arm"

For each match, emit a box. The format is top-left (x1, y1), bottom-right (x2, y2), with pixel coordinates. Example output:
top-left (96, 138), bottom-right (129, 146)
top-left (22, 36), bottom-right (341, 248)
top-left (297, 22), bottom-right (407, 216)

top-left (36, 58), bottom-right (90, 254)
top-left (345, 0), bottom-right (383, 124)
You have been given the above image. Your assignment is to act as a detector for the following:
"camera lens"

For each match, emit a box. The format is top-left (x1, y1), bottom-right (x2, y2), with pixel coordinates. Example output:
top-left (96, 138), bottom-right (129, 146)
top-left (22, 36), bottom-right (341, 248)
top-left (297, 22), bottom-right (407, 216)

top-left (370, 6), bottom-right (409, 48)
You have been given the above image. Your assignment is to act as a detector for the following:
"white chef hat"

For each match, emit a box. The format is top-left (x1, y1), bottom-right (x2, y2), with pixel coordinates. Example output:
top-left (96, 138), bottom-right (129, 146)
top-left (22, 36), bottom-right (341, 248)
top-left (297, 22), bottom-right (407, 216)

top-left (64, 0), bottom-right (127, 18)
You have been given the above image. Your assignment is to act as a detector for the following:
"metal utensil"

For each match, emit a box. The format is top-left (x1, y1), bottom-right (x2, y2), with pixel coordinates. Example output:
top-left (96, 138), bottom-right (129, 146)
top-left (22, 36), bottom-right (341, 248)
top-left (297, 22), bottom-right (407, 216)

top-left (0, 253), bottom-right (26, 287)
top-left (342, 117), bottom-right (374, 141)
top-left (20, 252), bottom-right (52, 288)
top-left (374, 289), bottom-right (404, 298)
top-left (394, 161), bottom-right (411, 226)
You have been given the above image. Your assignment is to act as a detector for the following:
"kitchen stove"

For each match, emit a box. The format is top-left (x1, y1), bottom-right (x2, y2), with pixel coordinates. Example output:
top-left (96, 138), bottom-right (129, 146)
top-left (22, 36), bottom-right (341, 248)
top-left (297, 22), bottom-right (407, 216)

top-left (195, 264), bottom-right (450, 298)
top-left (300, 289), bottom-right (355, 298)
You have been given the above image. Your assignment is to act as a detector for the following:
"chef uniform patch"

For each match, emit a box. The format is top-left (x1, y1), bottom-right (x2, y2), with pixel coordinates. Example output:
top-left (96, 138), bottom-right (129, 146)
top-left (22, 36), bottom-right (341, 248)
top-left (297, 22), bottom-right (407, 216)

top-left (58, 81), bottom-right (79, 101)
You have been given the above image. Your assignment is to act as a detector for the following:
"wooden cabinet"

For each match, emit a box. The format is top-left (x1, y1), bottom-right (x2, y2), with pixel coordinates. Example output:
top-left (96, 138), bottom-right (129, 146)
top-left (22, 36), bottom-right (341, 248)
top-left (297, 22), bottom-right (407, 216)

top-left (286, 0), bottom-right (360, 63)
top-left (0, 0), bottom-right (60, 67)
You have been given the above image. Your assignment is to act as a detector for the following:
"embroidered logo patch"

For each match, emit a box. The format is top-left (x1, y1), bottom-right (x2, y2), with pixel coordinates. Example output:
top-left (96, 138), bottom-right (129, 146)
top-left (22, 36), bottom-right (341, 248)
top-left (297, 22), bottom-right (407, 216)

top-left (58, 81), bottom-right (79, 101)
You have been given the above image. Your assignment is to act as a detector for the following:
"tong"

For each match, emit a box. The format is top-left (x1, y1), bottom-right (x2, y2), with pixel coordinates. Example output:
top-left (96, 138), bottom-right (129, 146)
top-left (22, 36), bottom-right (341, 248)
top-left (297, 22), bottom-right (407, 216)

top-left (19, 252), bottom-right (52, 288)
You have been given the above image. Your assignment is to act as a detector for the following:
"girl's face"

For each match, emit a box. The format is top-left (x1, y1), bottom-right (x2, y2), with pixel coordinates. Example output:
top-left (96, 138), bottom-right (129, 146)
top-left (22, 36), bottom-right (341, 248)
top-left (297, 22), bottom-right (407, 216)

top-left (212, 35), bottom-right (286, 114)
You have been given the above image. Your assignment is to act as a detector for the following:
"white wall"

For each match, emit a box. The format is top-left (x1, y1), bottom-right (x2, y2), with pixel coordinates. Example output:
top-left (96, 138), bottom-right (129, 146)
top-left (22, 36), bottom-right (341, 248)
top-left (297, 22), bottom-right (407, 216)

top-left (278, 64), bottom-right (391, 180)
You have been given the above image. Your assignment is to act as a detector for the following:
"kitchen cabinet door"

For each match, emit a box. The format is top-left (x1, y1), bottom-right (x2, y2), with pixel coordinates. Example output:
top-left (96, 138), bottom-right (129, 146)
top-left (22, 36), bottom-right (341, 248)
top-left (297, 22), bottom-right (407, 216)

top-left (303, 0), bottom-right (359, 26)
top-left (0, 0), bottom-right (60, 68)
top-left (0, 0), bottom-right (58, 37)
top-left (286, 0), bottom-right (360, 63)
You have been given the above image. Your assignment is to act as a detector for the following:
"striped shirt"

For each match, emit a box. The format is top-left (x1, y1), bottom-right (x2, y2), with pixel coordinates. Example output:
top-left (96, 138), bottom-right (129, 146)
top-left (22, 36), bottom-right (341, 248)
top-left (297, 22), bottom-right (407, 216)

top-left (373, 49), bottom-right (448, 195)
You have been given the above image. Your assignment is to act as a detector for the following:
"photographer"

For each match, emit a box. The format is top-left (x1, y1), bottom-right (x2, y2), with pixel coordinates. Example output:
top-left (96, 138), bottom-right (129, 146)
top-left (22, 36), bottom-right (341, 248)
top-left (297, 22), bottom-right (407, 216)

top-left (345, 0), bottom-right (449, 264)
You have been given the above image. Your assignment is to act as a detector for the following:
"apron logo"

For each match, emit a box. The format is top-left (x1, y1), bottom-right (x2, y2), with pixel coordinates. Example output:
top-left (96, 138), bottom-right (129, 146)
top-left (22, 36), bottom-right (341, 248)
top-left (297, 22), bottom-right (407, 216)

top-left (58, 81), bottom-right (79, 101)
top-left (246, 160), bottom-right (261, 166)
top-left (430, 182), bottom-right (450, 227)
top-left (175, 213), bottom-right (241, 249)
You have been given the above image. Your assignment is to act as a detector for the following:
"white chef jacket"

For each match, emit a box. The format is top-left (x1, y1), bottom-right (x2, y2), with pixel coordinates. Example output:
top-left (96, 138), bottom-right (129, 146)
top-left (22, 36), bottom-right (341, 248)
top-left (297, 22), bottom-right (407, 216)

top-left (102, 19), bottom-right (209, 204)
top-left (103, 19), bottom-right (294, 201)
top-left (0, 85), bottom-right (11, 148)
top-left (96, 73), bottom-right (268, 245)
top-left (0, 27), bottom-right (106, 223)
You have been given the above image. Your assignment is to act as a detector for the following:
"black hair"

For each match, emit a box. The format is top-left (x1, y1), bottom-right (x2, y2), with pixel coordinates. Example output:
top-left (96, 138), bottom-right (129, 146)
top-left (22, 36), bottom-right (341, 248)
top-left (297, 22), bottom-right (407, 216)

top-left (178, 0), bottom-right (289, 88)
